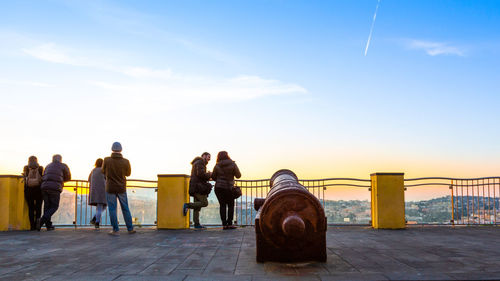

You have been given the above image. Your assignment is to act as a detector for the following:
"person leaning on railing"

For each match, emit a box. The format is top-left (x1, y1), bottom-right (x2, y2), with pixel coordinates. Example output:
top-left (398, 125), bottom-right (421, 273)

top-left (211, 151), bottom-right (241, 230)
top-left (102, 142), bottom-right (136, 236)
top-left (183, 152), bottom-right (212, 229)
top-left (22, 156), bottom-right (44, 231)
top-left (37, 154), bottom-right (71, 231)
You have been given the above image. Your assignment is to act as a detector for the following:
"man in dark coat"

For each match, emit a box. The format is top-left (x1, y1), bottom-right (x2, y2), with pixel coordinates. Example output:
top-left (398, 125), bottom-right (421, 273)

top-left (183, 152), bottom-right (212, 229)
top-left (102, 142), bottom-right (135, 235)
top-left (37, 154), bottom-right (71, 231)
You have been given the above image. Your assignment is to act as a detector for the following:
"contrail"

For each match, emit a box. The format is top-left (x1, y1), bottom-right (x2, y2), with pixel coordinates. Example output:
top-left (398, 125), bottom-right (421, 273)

top-left (364, 0), bottom-right (380, 56)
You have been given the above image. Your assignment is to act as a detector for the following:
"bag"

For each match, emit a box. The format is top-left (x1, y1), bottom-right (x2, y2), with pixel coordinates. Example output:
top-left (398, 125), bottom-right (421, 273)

top-left (232, 185), bottom-right (242, 199)
top-left (27, 167), bottom-right (42, 187)
top-left (198, 182), bottom-right (212, 195)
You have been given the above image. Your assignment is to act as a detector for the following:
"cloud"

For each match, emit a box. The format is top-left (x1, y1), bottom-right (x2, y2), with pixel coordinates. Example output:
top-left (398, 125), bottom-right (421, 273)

top-left (21, 42), bottom-right (307, 108)
top-left (0, 79), bottom-right (54, 88)
top-left (22, 43), bottom-right (174, 79)
top-left (406, 40), bottom-right (464, 56)
top-left (22, 43), bottom-right (82, 65)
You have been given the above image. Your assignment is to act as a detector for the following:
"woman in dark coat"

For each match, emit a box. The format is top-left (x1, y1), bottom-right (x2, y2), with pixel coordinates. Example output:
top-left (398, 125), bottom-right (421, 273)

top-left (88, 158), bottom-right (107, 228)
top-left (211, 151), bottom-right (241, 229)
top-left (23, 156), bottom-right (44, 230)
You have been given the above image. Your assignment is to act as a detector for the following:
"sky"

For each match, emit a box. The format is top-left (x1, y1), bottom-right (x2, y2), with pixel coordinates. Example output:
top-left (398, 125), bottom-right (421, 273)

top-left (1, 0), bottom-right (499, 182)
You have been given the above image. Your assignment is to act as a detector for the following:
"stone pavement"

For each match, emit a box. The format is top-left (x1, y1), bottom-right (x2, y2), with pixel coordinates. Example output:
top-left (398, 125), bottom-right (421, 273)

top-left (0, 226), bottom-right (499, 280)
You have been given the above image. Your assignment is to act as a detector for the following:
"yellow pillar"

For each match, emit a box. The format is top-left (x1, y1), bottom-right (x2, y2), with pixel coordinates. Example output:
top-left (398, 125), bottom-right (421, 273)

top-left (157, 174), bottom-right (190, 229)
top-left (0, 175), bottom-right (30, 231)
top-left (370, 173), bottom-right (405, 229)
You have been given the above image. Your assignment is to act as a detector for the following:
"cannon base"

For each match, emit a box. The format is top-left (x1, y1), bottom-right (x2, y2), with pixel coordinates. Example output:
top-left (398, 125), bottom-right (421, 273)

top-left (255, 218), bottom-right (327, 263)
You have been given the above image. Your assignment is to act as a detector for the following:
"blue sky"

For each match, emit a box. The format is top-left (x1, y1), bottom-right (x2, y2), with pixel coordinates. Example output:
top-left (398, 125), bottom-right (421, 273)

top-left (1, 0), bottom-right (499, 179)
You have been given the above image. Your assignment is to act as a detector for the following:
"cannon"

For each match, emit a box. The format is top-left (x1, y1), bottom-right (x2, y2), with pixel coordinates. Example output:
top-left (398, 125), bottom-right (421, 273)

top-left (254, 169), bottom-right (327, 263)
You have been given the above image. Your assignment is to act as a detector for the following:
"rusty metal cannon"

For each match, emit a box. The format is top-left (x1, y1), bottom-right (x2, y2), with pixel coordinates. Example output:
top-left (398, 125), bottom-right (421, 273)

top-left (254, 169), bottom-right (327, 263)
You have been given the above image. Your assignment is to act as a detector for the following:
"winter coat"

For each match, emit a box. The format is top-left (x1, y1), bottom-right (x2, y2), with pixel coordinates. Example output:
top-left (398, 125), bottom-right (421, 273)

top-left (41, 161), bottom-right (71, 192)
top-left (189, 157), bottom-right (212, 196)
top-left (211, 159), bottom-right (241, 191)
top-left (102, 152), bottom-right (131, 194)
top-left (88, 167), bottom-right (107, 206)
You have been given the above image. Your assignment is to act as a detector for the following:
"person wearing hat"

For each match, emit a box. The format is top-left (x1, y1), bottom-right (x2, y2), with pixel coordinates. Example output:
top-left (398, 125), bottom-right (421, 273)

top-left (102, 142), bottom-right (135, 235)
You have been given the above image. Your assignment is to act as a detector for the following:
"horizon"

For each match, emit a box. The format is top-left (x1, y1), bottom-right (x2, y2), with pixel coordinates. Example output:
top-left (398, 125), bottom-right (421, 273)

top-left (1, 1), bottom-right (499, 181)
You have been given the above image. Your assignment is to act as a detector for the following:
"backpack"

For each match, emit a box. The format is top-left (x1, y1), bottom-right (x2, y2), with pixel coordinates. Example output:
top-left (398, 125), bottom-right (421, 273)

top-left (27, 167), bottom-right (42, 187)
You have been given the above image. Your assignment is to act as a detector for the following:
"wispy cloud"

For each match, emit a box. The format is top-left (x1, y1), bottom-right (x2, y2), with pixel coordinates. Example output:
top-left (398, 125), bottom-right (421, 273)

top-left (22, 42), bottom-right (307, 108)
top-left (22, 43), bottom-right (174, 79)
top-left (405, 39), bottom-right (465, 56)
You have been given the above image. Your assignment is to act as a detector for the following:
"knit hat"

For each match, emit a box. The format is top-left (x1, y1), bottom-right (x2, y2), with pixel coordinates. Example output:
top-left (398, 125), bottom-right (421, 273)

top-left (112, 142), bottom-right (122, 152)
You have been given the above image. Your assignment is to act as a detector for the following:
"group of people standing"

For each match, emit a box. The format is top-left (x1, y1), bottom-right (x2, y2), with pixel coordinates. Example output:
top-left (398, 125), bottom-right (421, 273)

top-left (23, 142), bottom-right (135, 235)
top-left (23, 145), bottom-right (242, 233)
top-left (184, 151), bottom-right (242, 229)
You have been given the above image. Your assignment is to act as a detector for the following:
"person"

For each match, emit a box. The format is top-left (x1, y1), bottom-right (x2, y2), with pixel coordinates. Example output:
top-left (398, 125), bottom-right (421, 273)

top-left (211, 151), bottom-right (241, 229)
top-left (102, 142), bottom-right (135, 235)
top-left (88, 158), bottom-right (107, 229)
top-left (37, 154), bottom-right (71, 231)
top-left (183, 152), bottom-right (212, 229)
top-left (22, 156), bottom-right (44, 230)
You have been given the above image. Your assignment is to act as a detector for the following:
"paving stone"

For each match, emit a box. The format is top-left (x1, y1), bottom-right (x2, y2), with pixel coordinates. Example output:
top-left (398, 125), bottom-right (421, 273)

top-left (0, 226), bottom-right (499, 280)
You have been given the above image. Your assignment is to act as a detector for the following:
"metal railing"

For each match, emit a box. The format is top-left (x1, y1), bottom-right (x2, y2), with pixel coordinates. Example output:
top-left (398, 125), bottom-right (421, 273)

top-left (404, 177), bottom-right (500, 225)
top-left (234, 178), bottom-right (371, 226)
top-left (53, 179), bottom-right (157, 227)
top-left (50, 175), bottom-right (500, 227)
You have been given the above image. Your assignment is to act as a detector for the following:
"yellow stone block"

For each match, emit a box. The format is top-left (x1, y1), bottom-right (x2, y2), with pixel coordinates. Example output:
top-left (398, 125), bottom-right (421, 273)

top-left (370, 173), bottom-right (405, 229)
top-left (0, 175), bottom-right (30, 231)
top-left (157, 174), bottom-right (190, 229)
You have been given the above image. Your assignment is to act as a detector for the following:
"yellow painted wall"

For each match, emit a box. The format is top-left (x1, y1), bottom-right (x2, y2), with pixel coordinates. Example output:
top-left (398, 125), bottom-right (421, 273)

top-left (0, 175), bottom-right (30, 231)
top-left (370, 173), bottom-right (405, 229)
top-left (157, 174), bottom-right (190, 229)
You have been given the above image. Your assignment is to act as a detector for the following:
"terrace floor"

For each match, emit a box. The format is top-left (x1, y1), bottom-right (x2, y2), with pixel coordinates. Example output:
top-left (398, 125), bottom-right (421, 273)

top-left (0, 226), bottom-right (499, 281)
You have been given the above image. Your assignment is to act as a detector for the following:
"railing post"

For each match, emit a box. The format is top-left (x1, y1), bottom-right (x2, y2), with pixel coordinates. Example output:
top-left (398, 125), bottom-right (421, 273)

top-left (0, 175), bottom-right (30, 231)
top-left (157, 174), bottom-right (190, 229)
top-left (370, 173), bottom-right (405, 229)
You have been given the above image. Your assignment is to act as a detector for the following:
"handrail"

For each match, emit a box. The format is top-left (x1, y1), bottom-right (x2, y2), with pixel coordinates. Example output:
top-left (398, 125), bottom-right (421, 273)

top-left (405, 176), bottom-right (500, 181)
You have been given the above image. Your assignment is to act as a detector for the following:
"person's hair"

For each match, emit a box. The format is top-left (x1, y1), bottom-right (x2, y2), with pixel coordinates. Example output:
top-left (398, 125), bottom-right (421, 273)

top-left (216, 151), bottom-right (231, 163)
top-left (201, 152), bottom-right (210, 157)
top-left (52, 154), bottom-right (62, 163)
top-left (28, 156), bottom-right (37, 165)
top-left (28, 156), bottom-right (39, 168)
top-left (95, 158), bottom-right (103, 168)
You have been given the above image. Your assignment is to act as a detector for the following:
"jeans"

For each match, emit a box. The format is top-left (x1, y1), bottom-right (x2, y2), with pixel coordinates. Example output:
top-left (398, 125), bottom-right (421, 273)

top-left (41, 189), bottom-right (61, 227)
top-left (95, 204), bottom-right (106, 223)
top-left (106, 192), bottom-right (133, 232)
top-left (186, 193), bottom-right (208, 226)
top-left (215, 187), bottom-right (235, 226)
top-left (24, 186), bottom-right (43, 229)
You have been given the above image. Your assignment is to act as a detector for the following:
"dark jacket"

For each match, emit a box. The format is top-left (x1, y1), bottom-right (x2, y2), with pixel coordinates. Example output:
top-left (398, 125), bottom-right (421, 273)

top-left (189, 157), bottom-right (211, 195)
top-left (23, 165), bottom-right (44, 188)
top-left (41, 161), bottom-right (71, 192)
top-left (102, 152), bottom-right (131, 194)
top-left (212, 159), bottom-right (241, 190)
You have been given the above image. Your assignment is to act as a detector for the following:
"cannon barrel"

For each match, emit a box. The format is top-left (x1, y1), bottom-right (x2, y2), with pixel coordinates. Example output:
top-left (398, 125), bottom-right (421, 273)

top-left (254, 169), bottom-right (327, 263)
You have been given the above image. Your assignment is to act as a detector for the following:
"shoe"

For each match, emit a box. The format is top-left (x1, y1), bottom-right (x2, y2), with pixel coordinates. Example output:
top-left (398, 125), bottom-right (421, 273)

top-left (47, 226), bottom-right (55, 231)
top-left (128, 230), bottom-right (136, 234)
top-left (223, 225), bottom-right (228, 230)
top-left (108, 231), bottom-right (119, 236)
top-left (36, 218), bottom-right (41, 231)
top-left (227, 225), bottom-right (237, 229)
top-left (90, 216), bottom-right (96, 225)
top-left (194, 224), bottom-right (206, 229)
top-left (95, 222), bottom-right (99, 229)
top-left (182, 203), bottom-right (188, 216)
